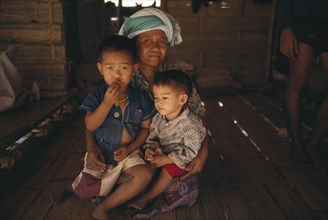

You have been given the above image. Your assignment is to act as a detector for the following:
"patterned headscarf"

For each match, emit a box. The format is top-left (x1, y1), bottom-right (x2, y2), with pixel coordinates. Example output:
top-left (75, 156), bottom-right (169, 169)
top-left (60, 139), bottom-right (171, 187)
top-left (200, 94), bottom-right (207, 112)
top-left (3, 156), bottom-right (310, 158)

top-left (118, 8), bottom-right (183, 47)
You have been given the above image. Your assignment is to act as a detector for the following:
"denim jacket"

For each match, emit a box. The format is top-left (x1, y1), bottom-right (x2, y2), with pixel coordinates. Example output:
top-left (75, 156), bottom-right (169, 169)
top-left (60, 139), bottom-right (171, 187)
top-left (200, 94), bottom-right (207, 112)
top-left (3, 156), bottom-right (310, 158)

top-left (79, 83), bottom-right (155, 163)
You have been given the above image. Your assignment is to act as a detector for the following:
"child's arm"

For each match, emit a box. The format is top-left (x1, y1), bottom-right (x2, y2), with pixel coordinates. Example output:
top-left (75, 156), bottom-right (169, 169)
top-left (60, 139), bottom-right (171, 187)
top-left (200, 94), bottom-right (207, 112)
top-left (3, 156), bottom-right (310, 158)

top-left (147, 148), bottom-right (172, 168)
top-left (168, 123), bottom-right (206, 169)
top-left (85, 103), bottom-right (112, 131)
top-left (85, 83), bottom-right (120, 131)
top-left (113, 118), bottom-right (151, 162)
top-left (142, 115), bottom-right (160, 161)
top-left (85, 130), bottom-right (106, 170)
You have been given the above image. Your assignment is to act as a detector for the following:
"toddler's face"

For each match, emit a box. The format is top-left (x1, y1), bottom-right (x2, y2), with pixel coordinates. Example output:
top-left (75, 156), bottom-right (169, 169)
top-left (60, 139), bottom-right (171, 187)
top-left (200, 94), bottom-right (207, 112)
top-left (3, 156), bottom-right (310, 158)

top-left (97, 50), bottom-right (138, 92)
top-left (152, 85), bottom-right (186, 121)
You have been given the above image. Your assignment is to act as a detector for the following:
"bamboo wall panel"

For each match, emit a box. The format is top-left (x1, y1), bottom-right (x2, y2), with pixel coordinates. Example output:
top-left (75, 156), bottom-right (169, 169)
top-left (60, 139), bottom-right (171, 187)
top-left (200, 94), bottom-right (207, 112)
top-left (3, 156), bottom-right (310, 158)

top-left (207, 0), bottom-right (243, 16)
top-left (166, 0), bottom-right (274, 86)
top-left (230, 17), bottom-right (271, 33)
top-left (0, 24), bottom-right (62, 44)
top-left (0, 0), bottom-right (67, 98)
top-left (0, 1), bottom-right (63, 24)
top-left (3, 45), bottom-right (66, 64)
top-left (22, 76), bottom-right (66, 89)
top-left (165, 1), bottom-right (203, 15)
top-left (20, 64), bottom-right (67, 92)
top-left (243, 0), bottom-right (272, 17)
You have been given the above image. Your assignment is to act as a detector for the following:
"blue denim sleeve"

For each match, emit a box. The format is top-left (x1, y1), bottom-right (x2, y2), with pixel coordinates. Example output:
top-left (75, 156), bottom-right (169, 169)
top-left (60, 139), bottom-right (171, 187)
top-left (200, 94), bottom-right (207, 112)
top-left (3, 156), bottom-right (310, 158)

top-left (79, 86), bottom-right (104, 115)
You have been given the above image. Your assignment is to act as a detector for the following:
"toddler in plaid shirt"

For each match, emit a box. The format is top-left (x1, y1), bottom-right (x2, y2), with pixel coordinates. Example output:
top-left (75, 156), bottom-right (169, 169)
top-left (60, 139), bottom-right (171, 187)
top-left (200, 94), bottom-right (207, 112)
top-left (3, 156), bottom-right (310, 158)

top-left (130, 69), bottom-right (206, 210)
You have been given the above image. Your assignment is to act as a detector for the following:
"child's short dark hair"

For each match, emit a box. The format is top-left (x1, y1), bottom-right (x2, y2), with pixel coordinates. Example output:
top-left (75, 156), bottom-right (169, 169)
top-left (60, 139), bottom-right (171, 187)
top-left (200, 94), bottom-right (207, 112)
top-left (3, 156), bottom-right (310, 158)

top-left (153, 70), bottom-right (193, 98)
top-left (97, 35), bottom-right (137, 62)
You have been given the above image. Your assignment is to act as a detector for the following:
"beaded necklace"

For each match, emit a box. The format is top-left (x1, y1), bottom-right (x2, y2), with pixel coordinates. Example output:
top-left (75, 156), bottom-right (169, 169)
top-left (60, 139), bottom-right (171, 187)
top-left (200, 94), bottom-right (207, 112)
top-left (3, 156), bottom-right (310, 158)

top-left (113, 96), bottom-right (128, 118)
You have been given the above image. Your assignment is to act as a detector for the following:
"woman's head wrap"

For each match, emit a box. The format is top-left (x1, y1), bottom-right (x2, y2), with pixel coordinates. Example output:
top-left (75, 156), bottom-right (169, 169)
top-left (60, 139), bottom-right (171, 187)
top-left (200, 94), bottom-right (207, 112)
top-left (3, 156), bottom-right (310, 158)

top-left (118, 8), bottom-right (182, 47)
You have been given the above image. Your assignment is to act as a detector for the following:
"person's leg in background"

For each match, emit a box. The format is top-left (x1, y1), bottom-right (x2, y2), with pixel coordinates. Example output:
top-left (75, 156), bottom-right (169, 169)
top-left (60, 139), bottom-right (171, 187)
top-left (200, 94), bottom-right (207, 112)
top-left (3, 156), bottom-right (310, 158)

top-left (286, 42), bottom-right (313, 165)
top-left (307, 52), bottom-right (328, 167)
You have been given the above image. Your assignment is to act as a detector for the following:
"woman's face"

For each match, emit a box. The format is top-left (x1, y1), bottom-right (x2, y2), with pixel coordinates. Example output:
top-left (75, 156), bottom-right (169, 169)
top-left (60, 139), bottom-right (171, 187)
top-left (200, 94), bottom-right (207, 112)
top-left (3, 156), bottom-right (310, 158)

top-left (136, 29), bottom-right (168, 69)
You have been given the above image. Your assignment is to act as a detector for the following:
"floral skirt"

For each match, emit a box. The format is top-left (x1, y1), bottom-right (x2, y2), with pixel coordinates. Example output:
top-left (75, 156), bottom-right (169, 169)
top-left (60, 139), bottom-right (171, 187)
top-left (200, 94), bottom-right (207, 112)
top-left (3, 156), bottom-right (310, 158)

top-left (126, 175), bottom-right (199, 219)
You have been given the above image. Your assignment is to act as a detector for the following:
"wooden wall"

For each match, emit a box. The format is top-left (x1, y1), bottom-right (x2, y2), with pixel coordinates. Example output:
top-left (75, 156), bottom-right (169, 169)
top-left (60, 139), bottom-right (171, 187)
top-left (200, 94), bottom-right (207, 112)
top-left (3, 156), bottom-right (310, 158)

top-left (165, 0), bottom-right (275, 86)
top-left (0, 0), bottom-right (67, 98)
top-left (0, 0), bottom-right (275, 96)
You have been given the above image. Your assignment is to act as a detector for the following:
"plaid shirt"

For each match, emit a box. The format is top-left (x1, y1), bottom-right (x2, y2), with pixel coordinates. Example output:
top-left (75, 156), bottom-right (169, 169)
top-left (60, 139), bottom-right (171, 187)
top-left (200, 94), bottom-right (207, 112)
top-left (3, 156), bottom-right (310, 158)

top-left (145, 108), bottom-right (206, 169)
top-left (130, 62), bottom-right (206, 117)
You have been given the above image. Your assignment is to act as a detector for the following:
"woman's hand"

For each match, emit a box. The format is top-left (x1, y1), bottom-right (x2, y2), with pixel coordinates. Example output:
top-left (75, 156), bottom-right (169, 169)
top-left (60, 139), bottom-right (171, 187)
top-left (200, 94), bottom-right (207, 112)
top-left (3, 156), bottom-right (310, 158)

top-left (181, 155), bottom-right (205, 180)
top-left (181, 125), bottom-right (208, 180)
top-left (86, 148), bottom-right (106, 171)
top-left (280, 28), bottom-right (298, 61)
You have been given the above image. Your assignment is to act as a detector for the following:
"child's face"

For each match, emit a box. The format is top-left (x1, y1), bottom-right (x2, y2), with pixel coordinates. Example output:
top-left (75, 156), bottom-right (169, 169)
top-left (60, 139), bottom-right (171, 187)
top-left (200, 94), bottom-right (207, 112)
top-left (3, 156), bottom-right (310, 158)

top-left (97, 50), bottom-right (138, 92)
top-left (152, 84), bottom-right (188, 121)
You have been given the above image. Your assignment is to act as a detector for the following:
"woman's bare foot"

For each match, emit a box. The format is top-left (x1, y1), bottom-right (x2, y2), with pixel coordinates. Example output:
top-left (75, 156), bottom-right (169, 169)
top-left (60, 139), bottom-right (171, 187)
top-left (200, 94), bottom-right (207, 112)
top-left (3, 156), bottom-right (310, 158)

top-left (290, 142), bottom-right (312, 167)
top-left (48, 182), bottom-right (72, 205)
top-left (93, 204), bottom-right (109, 220)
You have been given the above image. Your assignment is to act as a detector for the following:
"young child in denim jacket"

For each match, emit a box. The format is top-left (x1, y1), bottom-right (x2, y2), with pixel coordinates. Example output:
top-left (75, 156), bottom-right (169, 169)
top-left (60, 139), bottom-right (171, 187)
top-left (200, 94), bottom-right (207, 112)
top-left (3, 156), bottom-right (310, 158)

top-left (49, 35), bottom-right (155, 219)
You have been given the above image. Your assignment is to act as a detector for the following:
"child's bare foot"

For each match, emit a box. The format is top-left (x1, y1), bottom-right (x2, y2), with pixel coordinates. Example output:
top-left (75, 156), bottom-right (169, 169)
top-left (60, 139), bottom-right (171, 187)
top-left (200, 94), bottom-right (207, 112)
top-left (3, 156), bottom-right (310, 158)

top-left (129, 197), bottom-right (150, 211)
top-left (93, 204), bottom-right (109, 220)
top-left (48, 182), bottom-right (72, 205)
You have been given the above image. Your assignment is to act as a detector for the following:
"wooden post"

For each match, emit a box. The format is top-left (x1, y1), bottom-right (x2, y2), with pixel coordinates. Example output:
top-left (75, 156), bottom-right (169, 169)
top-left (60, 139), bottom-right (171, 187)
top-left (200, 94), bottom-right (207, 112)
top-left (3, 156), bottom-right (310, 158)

top-left (264, 0), bottom-right (277, 85)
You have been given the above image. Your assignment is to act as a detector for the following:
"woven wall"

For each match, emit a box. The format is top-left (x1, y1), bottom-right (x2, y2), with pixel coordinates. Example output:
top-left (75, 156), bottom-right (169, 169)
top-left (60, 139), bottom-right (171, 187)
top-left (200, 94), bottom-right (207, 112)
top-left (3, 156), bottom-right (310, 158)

top-left (0, 0), bottom-right (67, 98)
top-left (165, 0), bottom-right (275, 86)
top-left (0, 0), bottom-right (275, 95)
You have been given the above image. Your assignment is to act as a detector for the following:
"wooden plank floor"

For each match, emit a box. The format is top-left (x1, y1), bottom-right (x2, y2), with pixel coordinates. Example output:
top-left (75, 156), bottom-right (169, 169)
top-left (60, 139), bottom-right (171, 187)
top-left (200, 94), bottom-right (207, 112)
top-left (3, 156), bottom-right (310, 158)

top-left (0, 93), bottom-right (327, 220)
top-left (0, 92), bottom-right (77, 151)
